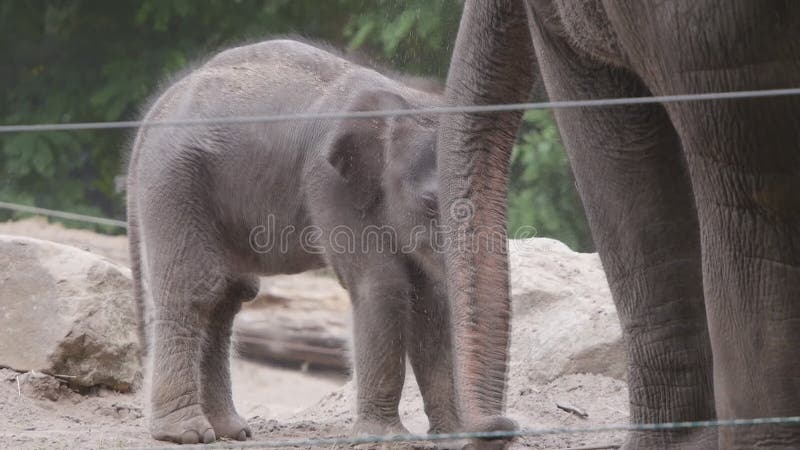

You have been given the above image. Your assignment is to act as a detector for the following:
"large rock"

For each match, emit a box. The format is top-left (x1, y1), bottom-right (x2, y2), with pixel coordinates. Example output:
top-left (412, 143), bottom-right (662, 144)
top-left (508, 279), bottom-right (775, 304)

top-left (0, 217), bottom-right (130, 265)
top-left (0, 235), bottom-right (140, 391)
top-left (508, 238), bottom-right (624, 383)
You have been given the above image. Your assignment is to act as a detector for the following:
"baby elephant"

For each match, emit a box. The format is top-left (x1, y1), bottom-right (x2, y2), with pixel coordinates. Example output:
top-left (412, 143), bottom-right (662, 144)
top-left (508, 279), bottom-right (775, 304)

top-left (127, 39), bottom-right (456, 444)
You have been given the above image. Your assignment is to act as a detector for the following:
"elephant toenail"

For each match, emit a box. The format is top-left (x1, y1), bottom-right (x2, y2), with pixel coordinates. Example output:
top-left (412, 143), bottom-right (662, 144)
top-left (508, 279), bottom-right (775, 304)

top-left (202, 428), bottom-right (216, 443)
top-left (180, 430), bottom-right (200, 444)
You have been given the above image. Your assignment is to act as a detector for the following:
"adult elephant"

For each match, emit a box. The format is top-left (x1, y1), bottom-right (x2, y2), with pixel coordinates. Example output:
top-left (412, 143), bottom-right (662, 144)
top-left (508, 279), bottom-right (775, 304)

top-left (438, 1), bottom-right (800, 448)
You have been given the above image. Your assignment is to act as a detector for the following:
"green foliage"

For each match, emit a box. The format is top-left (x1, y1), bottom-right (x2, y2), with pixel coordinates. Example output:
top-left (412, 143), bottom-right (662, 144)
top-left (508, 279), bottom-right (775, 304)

top-left (343, 0), bottom-right (461, 77)
top-left (508, 111), bottom-right (593, 251)
top-left (0, 0), bottom-right (461, 230)
top-left (1, 0), bottom-right (591, 249)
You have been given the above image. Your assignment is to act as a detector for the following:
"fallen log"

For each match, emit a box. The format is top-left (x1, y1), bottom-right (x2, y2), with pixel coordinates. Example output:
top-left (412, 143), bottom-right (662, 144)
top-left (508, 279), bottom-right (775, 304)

top-left (233, 321), bottom-right (349, 371)
top-left (232, 272), bottom-right (352, 372)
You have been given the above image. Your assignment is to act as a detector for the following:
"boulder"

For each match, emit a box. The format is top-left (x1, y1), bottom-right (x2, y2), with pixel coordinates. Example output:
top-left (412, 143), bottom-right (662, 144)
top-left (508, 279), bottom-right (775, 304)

top-left (0, 235), bottom-right (140, 391)
top-left (0, 217), bottom-right (130, 265)
top-left (508, 238), bottom-right (624, 383)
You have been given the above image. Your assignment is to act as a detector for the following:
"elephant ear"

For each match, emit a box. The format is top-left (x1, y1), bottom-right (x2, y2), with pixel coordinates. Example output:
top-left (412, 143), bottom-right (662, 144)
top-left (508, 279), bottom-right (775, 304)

top-left (326, 89), bottom-right (410, 209)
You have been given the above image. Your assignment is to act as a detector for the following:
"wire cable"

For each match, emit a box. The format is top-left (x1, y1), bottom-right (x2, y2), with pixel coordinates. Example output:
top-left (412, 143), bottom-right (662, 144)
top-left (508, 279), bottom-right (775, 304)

top-left (123, 416), bottom-right (800, 450)
top-left (0, 201), bottom-right (127, 228)
top-left (1, 87), bottom-right (799, 133)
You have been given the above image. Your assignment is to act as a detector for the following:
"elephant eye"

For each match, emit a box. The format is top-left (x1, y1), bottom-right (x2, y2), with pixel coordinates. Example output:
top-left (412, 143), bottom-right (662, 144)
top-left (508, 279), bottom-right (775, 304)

top-left (421, 192), bottom-right (438, 218)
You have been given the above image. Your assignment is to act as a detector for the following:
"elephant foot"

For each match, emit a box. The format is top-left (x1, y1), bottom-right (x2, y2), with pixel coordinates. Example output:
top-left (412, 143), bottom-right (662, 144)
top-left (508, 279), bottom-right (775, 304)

top-left (150, 405), bottom-right (216, 444)
top-left (352, 419), bottom-right (414, 450)
top-left (621, 428), bottom-right (717, 450)
top-left (354, 443), bottom-right (437, 450)
top-left (353, 417), bottom-right (410, 437)
top-left (720, 425), bottom-right (800, 449)
top-left (462, 415), bottom-right (518, 450)
top-left (427, 415), bottom-right (460, 435)
top-left (354, 442), bottom-right (437, 450)
top-left (207, 411), bottom-right (252, 441)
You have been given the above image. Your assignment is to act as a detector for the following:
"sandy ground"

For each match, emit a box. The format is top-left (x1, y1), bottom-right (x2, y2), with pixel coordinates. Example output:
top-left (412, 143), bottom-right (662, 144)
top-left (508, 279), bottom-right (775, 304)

top-left (0, 362), bottom-right (343, 450)
top-left (0, 218), bottom-right (627, 449)
top-left (0, 365), bottom-right (625, 450)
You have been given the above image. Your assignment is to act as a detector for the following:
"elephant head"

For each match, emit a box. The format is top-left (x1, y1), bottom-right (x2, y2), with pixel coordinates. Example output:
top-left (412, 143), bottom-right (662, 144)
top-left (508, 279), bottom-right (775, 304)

top-left (326, 89), bottom-right (441, 264)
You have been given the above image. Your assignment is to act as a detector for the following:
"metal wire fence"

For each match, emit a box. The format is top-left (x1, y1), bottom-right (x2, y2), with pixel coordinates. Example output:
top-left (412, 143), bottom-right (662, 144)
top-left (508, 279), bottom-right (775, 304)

top-left (1, 87), bottom-right (799, 134)
top-left (123, 416), bottom-right (800, 449)
top-left (0, 201), bottom-right (128, 228)
top-left (3, 86), bottom-right (800, 448)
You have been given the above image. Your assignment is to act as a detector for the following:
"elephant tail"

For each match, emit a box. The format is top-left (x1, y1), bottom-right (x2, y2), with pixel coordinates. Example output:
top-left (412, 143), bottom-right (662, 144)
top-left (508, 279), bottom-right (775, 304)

top-left (126, 181), bottom-right (149, 363)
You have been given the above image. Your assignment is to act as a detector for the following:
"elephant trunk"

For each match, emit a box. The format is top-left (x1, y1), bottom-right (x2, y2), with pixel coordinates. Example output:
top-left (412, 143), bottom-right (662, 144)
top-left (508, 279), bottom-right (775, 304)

top-left (437, 0), bottom-right (536, 429)
top-left (438, 144), bottom-right (514, 421)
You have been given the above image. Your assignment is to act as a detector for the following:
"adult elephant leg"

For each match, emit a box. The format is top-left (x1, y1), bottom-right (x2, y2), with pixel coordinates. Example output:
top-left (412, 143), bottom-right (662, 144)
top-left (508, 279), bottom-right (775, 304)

top-left (528, 16), bottom-right (716, 448)
top-left (677, 97), bottom-right (800, 449)
top-left (606, 3), bottom-right (800, 446)
top-left (678, 97), bottom-right (800, 448)
top-left (654, 60), bottom-right (800, 450)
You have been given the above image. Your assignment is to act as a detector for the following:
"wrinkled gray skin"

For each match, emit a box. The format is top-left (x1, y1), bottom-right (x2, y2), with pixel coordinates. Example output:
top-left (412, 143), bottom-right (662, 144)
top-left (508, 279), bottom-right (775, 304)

top-left (439, 1), bottom-right (800, 449)
top-left (127, 39), bottom-right (458, 444)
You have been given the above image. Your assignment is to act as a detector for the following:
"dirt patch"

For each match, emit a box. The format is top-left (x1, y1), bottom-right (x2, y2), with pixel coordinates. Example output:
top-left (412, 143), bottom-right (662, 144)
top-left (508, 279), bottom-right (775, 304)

top-left (0, 362), bottom-right (345, 450)
top-left (1, 366), bottom-right (626, 449)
